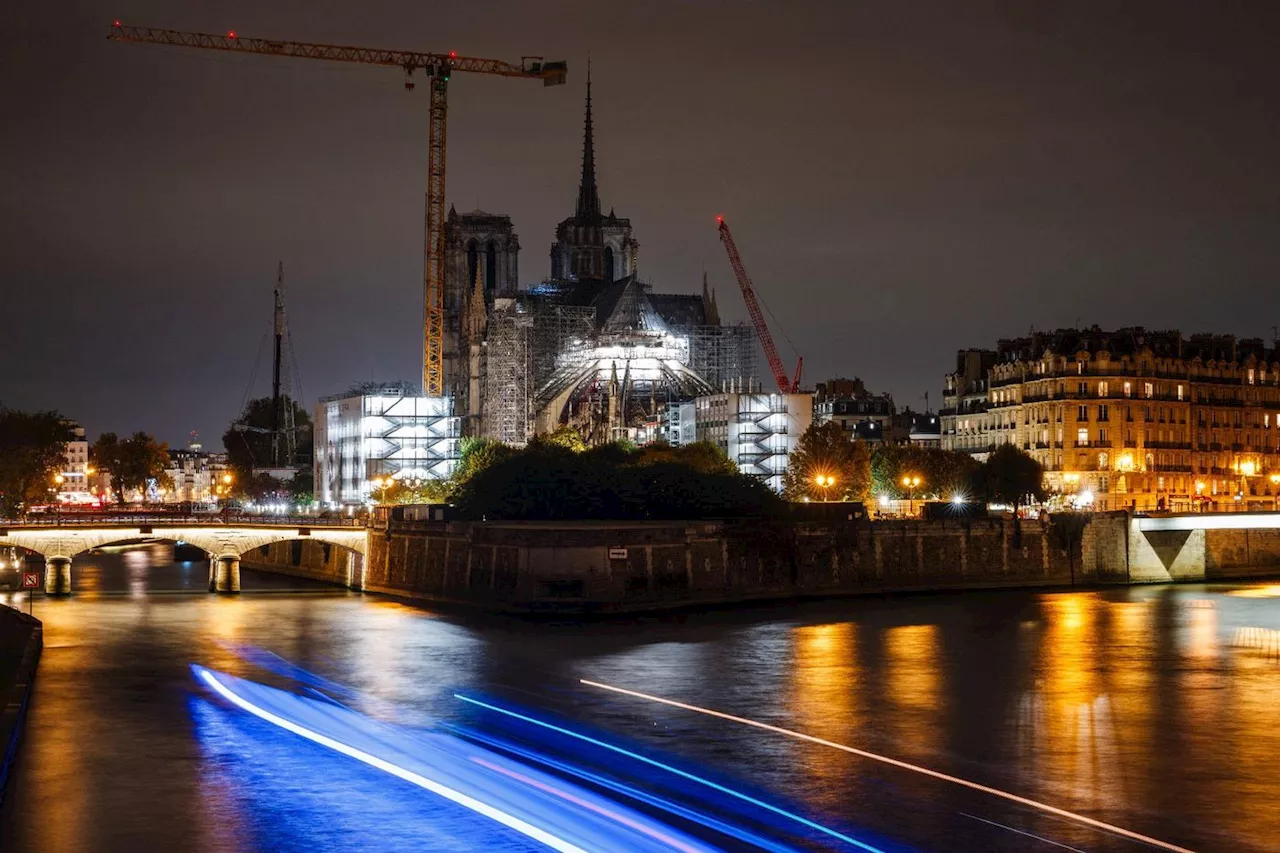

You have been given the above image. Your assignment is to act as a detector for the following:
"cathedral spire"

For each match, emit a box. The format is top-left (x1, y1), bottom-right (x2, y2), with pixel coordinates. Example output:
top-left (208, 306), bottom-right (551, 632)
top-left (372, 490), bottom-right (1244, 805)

top-left (575, 58), bottom-right (601, 222)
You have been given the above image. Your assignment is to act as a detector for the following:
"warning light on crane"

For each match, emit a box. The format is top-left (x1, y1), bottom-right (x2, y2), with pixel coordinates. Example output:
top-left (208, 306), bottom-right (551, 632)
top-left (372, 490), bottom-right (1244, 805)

top-left (228, 30), bottom-right (237, 39)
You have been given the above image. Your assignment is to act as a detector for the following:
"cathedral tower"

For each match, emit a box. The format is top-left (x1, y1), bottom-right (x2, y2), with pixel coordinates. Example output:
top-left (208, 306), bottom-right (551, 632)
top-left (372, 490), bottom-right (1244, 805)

top-left (550, 67), bottom-right (638, 291)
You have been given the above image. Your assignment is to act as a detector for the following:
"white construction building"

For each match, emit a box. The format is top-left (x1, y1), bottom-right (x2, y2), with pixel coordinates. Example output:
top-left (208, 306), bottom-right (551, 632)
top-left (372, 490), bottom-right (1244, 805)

top-left (314, 391), bottom-right (460, 507)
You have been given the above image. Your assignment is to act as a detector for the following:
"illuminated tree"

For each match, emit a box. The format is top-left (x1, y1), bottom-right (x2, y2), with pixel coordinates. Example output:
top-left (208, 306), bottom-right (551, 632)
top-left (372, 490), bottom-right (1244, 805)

top-left (783, 421), bottom-right (871, 503)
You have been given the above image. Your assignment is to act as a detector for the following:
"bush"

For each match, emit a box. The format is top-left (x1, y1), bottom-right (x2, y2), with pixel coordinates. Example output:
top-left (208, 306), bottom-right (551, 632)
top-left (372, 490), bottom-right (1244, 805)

top-left (450, 445), bottom-right (783, 521)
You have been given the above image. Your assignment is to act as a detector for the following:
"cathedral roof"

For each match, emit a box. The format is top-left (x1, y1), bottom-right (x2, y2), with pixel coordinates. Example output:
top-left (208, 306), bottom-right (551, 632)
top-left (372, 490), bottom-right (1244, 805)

top-left (592, 277), bottom-right (670, 335)
top-left (649, 293), bottom-right (708, 328)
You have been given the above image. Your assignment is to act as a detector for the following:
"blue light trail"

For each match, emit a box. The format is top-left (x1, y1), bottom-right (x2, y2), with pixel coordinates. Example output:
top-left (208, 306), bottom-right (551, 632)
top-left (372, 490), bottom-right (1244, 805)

top-left (454, 693), bottom-right (887, 852)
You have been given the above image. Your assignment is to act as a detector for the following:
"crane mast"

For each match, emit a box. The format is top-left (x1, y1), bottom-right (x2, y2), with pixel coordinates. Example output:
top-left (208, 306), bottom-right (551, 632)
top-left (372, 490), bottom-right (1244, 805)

top-left (716, 216), bottom-right (802, 394)
top-left (107, 22), bottom-right (566, 398)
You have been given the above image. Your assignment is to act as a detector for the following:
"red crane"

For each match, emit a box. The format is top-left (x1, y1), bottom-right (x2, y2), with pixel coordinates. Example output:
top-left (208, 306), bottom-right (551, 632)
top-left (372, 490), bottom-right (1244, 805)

top-left (716, 216), bottom-right (802, 394)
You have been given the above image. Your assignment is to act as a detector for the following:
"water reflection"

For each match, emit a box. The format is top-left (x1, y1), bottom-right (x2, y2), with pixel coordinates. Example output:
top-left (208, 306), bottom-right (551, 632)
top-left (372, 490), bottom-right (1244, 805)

top-left (2, 544), bottom-right (1279, 853)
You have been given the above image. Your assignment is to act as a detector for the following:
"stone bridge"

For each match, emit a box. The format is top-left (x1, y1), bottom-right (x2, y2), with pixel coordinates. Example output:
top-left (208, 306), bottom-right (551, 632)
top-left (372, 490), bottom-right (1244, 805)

top-left (1128, 512), bottom-right (1280, 582)
top-left (0, 519), bottom-right (369, 595)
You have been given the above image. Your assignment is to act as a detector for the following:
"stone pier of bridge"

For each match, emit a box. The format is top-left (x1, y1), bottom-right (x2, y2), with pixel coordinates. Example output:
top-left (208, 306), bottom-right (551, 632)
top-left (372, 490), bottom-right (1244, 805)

top-left (0, 522), bottom-right (368, 596)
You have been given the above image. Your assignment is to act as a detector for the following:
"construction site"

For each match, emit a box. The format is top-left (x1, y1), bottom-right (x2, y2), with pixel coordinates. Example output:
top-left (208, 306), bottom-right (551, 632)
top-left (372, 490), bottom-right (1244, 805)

top-left (108, 23), bottom-right (803, 502)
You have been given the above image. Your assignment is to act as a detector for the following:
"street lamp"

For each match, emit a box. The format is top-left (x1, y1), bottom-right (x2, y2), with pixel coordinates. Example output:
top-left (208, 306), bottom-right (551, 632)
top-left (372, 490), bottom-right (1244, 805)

top-left (222, 473), bottom-right (233, 485)
top-left (901, 474), bottom-right (922, 517)
top-left (813, 473), bottom-right (836, 502)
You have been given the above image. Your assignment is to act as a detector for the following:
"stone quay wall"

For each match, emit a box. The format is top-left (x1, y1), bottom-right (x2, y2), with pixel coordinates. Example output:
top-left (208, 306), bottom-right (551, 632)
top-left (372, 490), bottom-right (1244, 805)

top-left (247, 512), bottom-right (1280, 612)
top-left (356, 515), bottom-right (1098, 612)
top-left (0, 607), bottom-right (42, 804)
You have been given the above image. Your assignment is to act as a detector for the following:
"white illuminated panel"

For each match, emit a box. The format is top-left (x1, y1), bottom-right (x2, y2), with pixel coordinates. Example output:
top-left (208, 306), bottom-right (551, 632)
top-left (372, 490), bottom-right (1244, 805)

top-left (1137, 513), bottom-right (1280, 532)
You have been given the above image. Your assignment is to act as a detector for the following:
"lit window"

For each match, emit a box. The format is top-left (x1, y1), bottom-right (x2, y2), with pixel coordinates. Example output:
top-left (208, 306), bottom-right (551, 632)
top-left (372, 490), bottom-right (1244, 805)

top-left (1144, 382), bottom-right (1154, 398)
top-left (1177, 384), bottom-right (1184, 401)
top-left (1123, 382), bottom-right (1131, 397)
top-left (1248, 369), bottom-right (1256, 385)
top-left (1077, 427), bottom-right (1089, 445)
top-left (1098, 381), bottom-right (1108, 396)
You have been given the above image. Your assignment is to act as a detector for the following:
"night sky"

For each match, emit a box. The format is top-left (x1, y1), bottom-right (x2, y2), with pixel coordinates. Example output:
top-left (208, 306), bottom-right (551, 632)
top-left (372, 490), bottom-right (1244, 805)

top-left (4, 1), bottom-right (1278, 449)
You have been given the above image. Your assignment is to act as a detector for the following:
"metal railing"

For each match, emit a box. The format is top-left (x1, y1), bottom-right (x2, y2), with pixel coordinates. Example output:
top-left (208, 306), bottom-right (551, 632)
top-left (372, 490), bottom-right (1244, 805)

top-left (0, 513), bottom-right (365, 529)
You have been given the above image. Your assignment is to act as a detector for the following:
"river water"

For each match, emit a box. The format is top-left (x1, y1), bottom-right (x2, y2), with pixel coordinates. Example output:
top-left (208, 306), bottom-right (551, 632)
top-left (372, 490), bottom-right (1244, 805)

top-left (1, 544), bottom-right (1277, 852)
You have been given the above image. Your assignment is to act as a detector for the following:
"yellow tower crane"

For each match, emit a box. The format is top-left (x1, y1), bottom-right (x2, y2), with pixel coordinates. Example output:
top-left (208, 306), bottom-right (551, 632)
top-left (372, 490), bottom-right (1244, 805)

top-left (108, 22), bottom-right (566, 397)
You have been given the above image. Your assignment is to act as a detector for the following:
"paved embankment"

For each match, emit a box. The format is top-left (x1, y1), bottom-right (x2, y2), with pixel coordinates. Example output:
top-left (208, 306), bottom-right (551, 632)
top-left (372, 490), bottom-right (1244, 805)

top-left (0, 606), bottom-right (41, 804)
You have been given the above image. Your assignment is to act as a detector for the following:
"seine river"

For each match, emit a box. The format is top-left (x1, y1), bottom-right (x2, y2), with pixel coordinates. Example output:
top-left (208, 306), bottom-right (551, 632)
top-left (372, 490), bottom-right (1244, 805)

top-left (1, 544), bottom-right (1277, 852)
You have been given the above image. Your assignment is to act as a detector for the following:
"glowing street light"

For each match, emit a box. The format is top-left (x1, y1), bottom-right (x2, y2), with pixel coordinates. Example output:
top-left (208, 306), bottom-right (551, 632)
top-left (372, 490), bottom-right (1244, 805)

top-left (53, 474), bottom-right (65, 485)
top-left (813, 473), bottom-right (836, 501)
top-left (901, 474), bottom-right (922, 517)
top-left (222, 473), bottom-right (233, 485)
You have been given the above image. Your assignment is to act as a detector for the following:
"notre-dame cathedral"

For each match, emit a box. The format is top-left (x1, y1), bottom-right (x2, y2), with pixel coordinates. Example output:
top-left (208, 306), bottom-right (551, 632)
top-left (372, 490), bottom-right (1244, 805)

top-left (442, 72), bottom-right (754, 445)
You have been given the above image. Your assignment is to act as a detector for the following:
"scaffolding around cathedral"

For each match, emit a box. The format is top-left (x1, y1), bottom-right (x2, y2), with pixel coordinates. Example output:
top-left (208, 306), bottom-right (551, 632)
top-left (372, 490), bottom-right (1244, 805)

top-left (482, 298), bottom-right (598, 446)
top-left (688, 322), bottom-right (757, 391)
top-left (481, 294), bottom-right (757, 445)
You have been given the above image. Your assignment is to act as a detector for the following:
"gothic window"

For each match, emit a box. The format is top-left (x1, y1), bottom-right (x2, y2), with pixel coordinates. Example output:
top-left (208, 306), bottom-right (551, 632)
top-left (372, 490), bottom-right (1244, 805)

top-left (603, 246), bottom-right (615, 283)
top-left (485, 241), bottom-right (497, 298)
top-left (466, 239), bottom-right (479, 290)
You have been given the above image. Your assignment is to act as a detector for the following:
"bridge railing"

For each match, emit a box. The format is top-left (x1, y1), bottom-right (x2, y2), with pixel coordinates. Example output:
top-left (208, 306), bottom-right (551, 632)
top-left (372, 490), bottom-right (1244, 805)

top-left (0, 513), bottom-right (366, 529)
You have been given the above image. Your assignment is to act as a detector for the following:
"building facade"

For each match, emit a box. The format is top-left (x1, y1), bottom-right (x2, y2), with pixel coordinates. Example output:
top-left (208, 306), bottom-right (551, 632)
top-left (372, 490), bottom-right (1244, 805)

top-left (693, 392), bottom-right (813, 492)
top-left (58, 422), bottom-right (92, 502)
top-left (163, 444), bottom-right (231, 505)
top-left (314, 391), bottom-right (460, 507)
top-left (813, 377), bottom-right (896, 444)
top-left (942, 328), bottom-right (1280, 511)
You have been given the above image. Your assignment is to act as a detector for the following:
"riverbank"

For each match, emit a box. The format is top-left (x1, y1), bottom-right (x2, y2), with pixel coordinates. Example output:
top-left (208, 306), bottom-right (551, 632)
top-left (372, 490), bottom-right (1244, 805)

top-left (243, 512), bottom-right (1280, 614)
top-left (0, 605), bottom-right (41, 805)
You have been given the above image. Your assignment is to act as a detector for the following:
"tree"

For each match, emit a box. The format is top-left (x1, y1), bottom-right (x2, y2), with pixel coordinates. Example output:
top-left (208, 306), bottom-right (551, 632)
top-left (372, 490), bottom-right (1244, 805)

top-left (0, 408), bottom-right (74, 516)
top-left (91, 432), bottom-right (126, 505)
top-left (976, 444), bottom-right (1046, 506)
top-left (94, 432), bottom-right (172, 503)
top-left (633, 440), bottom-right (738, 476)
top-left (222, 395), bottom-right (314, 487)
top-left (871, 444), bottom-right (980, 501)
top-left (528, 425), bottom-right (586, 453)
top-left (782, 421), bottom-right (872, 503)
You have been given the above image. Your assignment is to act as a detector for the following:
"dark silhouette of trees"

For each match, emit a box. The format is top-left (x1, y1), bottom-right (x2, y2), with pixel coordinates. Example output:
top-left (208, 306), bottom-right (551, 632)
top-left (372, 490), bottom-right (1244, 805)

top-left (0, 408), bottom-right (73, 516)
top-left (976, 444), bottom-right (1046, 506)
top-left (222, 395), bottom-right (313, 500)
top-left (451, 442), bottom-right (782, 521)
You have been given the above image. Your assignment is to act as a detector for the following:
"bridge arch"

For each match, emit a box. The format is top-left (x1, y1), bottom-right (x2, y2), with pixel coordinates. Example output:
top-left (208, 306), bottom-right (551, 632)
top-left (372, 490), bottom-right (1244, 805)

top-left (0, 523), bottom-right (369, 594)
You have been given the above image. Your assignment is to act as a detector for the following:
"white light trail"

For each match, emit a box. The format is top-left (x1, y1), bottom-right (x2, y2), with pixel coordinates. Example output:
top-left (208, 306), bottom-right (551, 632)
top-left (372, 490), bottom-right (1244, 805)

top-left (195, 667), bottom-right (588, 853)
top-left (580, 679), bottom-right (1196, 853)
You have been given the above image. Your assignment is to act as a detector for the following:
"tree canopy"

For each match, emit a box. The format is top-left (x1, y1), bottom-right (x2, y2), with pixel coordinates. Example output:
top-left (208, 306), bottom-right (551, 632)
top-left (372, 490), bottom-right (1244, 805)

top-left (0, 407), bottom-right (74, 516)
top-left (449, 440), bottom-right (782, 521)
top-left (223, 395), bottom-right (314, 500)
top-left (870, 443), bottom-right (981, 501)
top-left (975, 444), bottom-right (1046, 505)
top-left (91, 431), bottom-right (172, 504)
top-left (782, 421), bottom-right (873, 503)
top-left (223, 395), bottom-right (313, 473)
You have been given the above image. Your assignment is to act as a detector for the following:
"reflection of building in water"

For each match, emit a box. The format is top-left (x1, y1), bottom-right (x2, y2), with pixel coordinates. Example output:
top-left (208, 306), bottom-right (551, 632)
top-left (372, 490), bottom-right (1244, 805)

top-left (882, 624), bottom-right (941, 749)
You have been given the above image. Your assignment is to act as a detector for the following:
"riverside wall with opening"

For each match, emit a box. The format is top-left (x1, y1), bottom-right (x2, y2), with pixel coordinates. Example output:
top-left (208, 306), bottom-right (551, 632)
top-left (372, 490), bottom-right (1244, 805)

top-left (246, 511), bottom-right (1280, 613)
